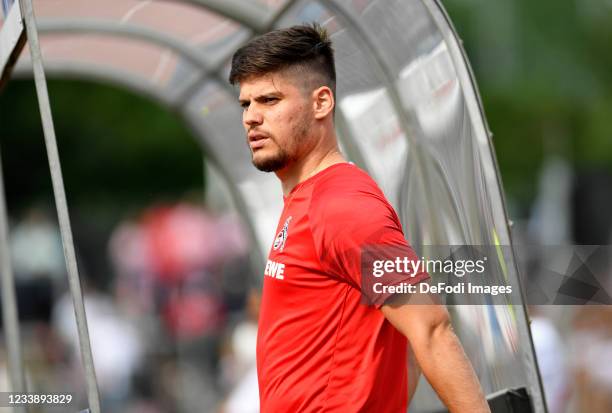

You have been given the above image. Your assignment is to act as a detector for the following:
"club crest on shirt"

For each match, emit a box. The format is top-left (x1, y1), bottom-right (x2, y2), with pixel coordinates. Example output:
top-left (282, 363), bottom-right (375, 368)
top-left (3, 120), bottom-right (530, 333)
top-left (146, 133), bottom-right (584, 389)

top-left (273, 216), bottom-right (292, 251)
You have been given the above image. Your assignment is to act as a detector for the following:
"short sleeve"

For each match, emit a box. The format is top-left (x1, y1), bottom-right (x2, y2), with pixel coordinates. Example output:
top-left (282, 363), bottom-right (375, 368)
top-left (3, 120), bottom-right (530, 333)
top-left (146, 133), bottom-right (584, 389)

top-left (309, 183), bottom-right (429, 306)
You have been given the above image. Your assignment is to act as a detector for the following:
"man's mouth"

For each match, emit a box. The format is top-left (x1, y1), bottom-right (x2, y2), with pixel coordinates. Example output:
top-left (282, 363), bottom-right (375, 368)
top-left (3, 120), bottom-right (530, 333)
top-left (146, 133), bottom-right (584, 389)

top-left (248, 133), bottom-right (269, 150)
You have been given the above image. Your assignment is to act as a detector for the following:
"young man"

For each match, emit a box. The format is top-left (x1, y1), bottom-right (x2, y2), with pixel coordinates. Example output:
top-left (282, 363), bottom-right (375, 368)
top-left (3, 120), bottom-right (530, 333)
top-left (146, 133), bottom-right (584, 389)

top-left (229, 24), bottom-right (490, 413)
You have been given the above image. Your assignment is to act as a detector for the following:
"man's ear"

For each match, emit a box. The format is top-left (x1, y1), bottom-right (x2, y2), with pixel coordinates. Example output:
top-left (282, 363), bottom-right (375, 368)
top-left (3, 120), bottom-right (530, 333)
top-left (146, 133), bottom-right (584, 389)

top-left (312, 86), bottom-right (335, 120)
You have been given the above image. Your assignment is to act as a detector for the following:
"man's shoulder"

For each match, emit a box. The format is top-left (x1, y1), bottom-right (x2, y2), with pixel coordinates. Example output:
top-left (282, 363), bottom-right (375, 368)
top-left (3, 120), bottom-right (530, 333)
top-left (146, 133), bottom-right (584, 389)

top-left (307, 164), bottom-right (405, 248)
top-left (310, 163), bottom-right (390, 217)
top-left (313, 163), bottom-right (381, 196)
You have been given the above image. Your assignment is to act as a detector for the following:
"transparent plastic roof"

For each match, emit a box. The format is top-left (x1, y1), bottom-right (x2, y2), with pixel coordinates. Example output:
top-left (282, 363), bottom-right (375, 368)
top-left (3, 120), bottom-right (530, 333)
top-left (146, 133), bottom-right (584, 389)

top-left (33, 0), bottom-right (251, 58)
top-left (5, 0), bottom-right (546, 411)
top-left (22, 34), bottom-right (196, 88)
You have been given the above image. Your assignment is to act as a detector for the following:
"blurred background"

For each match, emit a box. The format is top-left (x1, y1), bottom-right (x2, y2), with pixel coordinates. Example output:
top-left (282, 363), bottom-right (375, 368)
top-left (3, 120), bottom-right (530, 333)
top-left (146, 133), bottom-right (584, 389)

top-left (0, 0), bottom-right (611, 412)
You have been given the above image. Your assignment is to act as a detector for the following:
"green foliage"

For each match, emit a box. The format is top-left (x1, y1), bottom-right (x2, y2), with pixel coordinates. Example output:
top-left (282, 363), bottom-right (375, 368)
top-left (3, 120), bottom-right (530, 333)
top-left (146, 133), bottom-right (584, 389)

top-left (0, 79), bottom-right (204, 217)
top-left (444, 0), bottom-right (612, 212)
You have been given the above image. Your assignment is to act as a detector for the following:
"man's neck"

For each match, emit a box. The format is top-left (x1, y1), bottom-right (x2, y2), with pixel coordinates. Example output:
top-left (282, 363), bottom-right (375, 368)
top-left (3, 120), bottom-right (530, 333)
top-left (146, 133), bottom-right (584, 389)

top-left (277, 144), bottom-right (346, 197)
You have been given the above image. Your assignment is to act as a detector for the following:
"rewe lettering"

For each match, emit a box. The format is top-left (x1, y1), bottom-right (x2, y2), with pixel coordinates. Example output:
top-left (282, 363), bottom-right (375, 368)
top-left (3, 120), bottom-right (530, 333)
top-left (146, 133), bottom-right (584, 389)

top-left (264, 259), bottom-right (285, 280)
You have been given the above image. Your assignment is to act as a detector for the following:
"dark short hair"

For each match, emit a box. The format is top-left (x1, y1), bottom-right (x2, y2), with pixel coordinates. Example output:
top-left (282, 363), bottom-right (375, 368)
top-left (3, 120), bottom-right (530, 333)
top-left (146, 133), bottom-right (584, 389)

top-left (229, 23), bottom-right (336, 96)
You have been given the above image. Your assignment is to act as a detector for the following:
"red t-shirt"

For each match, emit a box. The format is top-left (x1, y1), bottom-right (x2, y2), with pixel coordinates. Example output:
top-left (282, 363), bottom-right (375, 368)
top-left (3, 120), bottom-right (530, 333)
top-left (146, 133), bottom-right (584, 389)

top-left (257, 163), bottom-right (429, 412)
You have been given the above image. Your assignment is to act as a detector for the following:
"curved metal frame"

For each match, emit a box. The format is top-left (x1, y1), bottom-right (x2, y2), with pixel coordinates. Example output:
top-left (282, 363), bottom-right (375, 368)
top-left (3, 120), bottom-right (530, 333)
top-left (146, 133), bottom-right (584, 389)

top-left (421, 1), bottom-right (547, 410)
top-left (14, 60), bottom-right (176, 105)
top-left (186, 0), bottom-right (273, 33)
top-left (17, 0), bottom-right (102, 410)
top-left (34, 19), bottom-right (234, 95)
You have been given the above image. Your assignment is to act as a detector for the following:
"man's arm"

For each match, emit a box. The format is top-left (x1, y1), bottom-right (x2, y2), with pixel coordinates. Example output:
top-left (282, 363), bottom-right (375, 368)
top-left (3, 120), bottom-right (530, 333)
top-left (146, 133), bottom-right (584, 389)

top-left (407, 342), bottom-right (421, 402)
top-left (381, 292), bottom-right (491, 413)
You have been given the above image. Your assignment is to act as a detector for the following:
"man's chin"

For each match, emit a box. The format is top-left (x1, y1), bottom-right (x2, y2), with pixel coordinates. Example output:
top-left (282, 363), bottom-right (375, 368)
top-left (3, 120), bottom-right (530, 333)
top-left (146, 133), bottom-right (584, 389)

top-left (252, 154), bottom-right (288, 172)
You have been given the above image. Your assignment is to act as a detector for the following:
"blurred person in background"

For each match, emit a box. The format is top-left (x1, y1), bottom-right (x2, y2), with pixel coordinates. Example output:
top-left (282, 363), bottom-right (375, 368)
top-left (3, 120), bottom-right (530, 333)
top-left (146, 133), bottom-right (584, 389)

top-left (51, 275), bottom-right (144, 412)
top-left (10, 206), bottom-right (64, 322)
top-left (108, 200), bottom-right (251, 411)
top-left (571, 306), bottom-right (612, 413)
top-left (218, 289), bottom-right (260, 413)
top-left (5, 207), bottom-right (67, 395)
top-left (529, 306), bottom-right (571, 413)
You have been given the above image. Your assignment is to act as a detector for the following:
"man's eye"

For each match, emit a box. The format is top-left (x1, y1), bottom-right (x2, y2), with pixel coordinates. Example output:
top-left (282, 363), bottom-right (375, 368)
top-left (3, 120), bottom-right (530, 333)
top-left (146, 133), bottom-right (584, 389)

top-left (264, 97), bottom-right (278, 104)
top-left (240, 102), bottom-right (249, 109)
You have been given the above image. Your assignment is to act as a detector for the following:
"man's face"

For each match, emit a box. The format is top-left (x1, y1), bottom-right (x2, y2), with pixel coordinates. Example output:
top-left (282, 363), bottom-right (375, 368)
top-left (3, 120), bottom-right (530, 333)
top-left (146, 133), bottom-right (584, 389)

top-left (238, 71), bottom-right (314, 172)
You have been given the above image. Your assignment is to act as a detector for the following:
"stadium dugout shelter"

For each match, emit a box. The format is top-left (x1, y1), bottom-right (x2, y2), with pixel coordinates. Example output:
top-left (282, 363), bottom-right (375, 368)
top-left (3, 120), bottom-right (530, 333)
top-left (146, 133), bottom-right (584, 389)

top-left (0, 1), bottom-right (546, 412)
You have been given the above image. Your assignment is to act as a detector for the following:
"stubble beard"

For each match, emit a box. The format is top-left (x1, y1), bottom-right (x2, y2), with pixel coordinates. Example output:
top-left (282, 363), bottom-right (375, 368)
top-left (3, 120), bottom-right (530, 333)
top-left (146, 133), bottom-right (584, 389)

top-left (252, 115), bottom-right (311, 173)
top-left (252, 140), bottom-right (292, 172)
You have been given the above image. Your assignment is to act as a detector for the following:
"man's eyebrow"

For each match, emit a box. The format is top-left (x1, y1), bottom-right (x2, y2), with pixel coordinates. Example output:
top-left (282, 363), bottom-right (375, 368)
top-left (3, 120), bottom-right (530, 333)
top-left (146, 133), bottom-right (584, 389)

top-left (239, 92), bottom-right (283, 103)
top-left (255, 92), bottom-right (282, 100)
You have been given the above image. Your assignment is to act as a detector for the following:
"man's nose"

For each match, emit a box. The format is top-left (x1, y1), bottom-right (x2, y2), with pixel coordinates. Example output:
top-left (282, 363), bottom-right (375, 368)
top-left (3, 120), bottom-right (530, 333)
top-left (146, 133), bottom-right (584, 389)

top-left (244, 105), bottom-right (263, 126)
